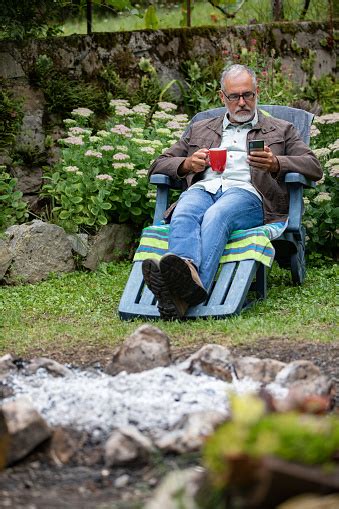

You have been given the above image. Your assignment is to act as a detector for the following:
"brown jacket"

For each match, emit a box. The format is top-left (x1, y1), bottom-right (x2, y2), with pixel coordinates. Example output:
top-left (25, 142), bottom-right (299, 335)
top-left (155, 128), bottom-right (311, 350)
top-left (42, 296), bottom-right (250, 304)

top-left (149, 111), bottom-right (323, 223)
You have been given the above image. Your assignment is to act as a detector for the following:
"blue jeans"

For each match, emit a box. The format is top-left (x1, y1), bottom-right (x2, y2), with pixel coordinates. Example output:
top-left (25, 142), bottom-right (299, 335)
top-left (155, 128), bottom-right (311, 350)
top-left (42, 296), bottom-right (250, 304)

top-left (168, 187), bottom-right (264, 291)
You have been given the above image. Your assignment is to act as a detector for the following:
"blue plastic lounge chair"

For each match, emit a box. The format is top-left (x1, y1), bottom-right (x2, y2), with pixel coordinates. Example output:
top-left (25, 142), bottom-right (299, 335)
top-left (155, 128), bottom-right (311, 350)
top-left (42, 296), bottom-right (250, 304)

top-left (119, 105), bottom-right (315, 320)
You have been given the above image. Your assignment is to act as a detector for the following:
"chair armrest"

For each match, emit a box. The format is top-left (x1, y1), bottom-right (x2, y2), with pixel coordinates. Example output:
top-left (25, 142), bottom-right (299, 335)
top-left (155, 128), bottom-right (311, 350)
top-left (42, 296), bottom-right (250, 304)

top-left (150, 174), bottom-right (172, 186)
top-left (284, 173), bottom-right (315, 237)
top-left (150, 174), bottom-right (184, 225)
top-left (284, 172), bottom-right (316, 188)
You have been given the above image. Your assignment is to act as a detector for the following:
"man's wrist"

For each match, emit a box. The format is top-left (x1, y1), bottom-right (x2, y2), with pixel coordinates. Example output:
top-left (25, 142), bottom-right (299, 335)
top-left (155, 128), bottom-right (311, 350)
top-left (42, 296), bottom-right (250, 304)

top-left (178, 158), bottom-right (191, 177)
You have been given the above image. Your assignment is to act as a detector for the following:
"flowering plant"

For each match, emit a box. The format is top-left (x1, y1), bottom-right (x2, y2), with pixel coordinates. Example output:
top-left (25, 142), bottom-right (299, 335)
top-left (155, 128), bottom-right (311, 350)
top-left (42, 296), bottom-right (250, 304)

top-left (303, 113), bottom-right (339, 260)
top-left (42, 101), bottom-right (188, 233)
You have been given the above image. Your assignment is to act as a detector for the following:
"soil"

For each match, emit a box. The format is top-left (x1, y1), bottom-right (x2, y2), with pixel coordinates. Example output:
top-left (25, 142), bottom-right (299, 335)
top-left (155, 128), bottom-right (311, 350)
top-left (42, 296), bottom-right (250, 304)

top-left (1, 339), bottom-right (338, 509)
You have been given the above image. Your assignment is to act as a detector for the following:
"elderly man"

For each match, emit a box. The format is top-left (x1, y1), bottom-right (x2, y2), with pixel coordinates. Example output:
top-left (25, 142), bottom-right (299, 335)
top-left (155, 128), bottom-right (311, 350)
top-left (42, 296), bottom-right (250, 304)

top-left (142, 64), bottom-right (322, 320)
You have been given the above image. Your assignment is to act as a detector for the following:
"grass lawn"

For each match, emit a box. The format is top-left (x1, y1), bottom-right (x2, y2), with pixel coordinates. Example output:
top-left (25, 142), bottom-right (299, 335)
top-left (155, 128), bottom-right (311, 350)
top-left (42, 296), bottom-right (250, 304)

top-left (0, 261), bottom-right (337, 360)
top-left (61, 0), bottom-right (329, 36)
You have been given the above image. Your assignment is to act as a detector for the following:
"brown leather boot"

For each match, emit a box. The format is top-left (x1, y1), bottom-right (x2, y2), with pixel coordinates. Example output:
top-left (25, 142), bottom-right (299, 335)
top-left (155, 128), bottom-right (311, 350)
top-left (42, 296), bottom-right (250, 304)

top-left (159, 254), bottom-right (208, 306)
top-left (142, 259), bottom-right (189, 319)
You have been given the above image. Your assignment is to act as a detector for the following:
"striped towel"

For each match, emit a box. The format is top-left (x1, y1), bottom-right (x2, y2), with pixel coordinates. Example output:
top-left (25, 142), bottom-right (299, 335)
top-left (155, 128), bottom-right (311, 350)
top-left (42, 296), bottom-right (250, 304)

top-left (133, 221), bottom-right (288, 268)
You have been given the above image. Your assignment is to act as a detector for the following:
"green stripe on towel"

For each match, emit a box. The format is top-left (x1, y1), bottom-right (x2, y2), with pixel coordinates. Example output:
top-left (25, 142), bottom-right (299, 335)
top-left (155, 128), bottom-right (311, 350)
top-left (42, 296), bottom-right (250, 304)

top-left (134, 221), bottom-right (287, 268)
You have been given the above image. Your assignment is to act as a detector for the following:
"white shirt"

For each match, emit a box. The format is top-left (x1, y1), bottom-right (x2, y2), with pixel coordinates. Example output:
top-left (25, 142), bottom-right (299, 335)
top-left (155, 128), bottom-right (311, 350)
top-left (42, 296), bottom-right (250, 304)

top-left (190, 111), bottom-right (262, 200)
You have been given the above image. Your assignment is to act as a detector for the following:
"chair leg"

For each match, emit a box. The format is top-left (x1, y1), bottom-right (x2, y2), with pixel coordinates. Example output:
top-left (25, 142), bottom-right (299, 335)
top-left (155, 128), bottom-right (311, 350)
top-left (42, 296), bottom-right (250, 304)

top-left (255, 263), bottom-right (267, 300)
top-left (291, 227), bottom-right (306, 286)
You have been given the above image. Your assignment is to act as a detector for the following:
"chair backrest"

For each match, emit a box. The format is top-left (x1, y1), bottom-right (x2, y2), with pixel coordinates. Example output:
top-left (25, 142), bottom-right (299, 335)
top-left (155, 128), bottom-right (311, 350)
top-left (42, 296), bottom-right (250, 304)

top-left (183, 105), bottom-right (314, 145)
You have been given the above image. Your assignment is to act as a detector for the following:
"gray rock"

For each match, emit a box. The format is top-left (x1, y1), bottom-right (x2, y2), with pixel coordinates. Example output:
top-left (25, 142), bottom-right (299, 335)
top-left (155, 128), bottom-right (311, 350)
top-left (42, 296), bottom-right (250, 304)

top-left (183, 344), bottom-right (234, 382)
top-left (0, 354), bottom-right (17, 376)
top-left (0, 409), bottom-right (9, 471)
top-left (155, 410), bottom-right (226, 454)
top-left (67, 233), bottom-right (89, 258)
top-left (10, 166), bottom-right (43, 195)
top-left (275, 360), bottom-right (321, 386)
top-left (5, 220), bottom-right (74, 284)
top-left (2, 397), bottom-right (51, 465)
top-left (104, 426), bottom-right (153, 467)
top-left (145, 467), bottom-right (205, 509)
top-left (0, 240), bottom-right (12, 280)
top-left (106, 324), bottom-right (171, 375)
top-left (83, 223), bottom-right (134, 270)
top-left (25, 358), bottom-right (72, 377)
top-left (234, 356), bottom-right (287, 383)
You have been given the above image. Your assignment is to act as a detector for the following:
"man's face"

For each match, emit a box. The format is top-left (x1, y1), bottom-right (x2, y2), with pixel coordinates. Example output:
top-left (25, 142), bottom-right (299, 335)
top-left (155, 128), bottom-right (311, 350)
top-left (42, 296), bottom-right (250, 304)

top-left (219, 71), bottom-right (258, 124)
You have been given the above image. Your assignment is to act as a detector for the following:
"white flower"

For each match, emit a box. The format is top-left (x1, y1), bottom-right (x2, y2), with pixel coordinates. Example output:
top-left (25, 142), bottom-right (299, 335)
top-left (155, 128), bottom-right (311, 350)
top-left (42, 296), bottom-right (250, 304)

top-left (65, 166), bottom-right (79, 172)
top-left (68, 127), bottom-right (91, 135)
top-left (166, 120), bottom-right (182, 130)
top-left (97, 130), bottom-right (111, 138)
top-left (116, 145), bottom-right (129, 152)
top-left (63, 118), bottom-right (77, 126)
top-left (329, 167), bottom-right (339, 177)
top-left (303, 197), bottom-right (310, 205)
top-left (314, 192), bottom-right (331, 203)
top-left (132, 104), bottom-right (151, 115)
top-left (156, 128), bottom-right (171, 135)
top-left (174, 114), bottom-right (189, 123)
top-left (310, 125), bottom-right (320, 137)
top-left (110, 124), bottom-right (132, 136)
top-left (96, 174), bottom-right (113, 181)
top-left (136, 169), bottom-right (148, 177)
top-left (140, 146), bottom-right (155, 155)
top-left (76, 171), bottom-right (83, 176)
top-left (115, 106), bottom-right (134, 116)
top-left (100, 145), bottom-right (115, 151)
top-left (124, 178), bottom-right (137, 187)
top-left (113, 153), bottom-right (130, 160)
top-left (313, 148), bottom-right (331, 158)
top-left (158, 101), bottom-right (177, 112)
top-left (85, 150), bottom-right (102, 158)
top-left (89, 136), bottom-right (100, 143)
top-left (329, 140), bottom-right (339, 153)
top-left (314, 113), bottom-right (339, 125)
top-left (63, 136), bottom-right (84, 146)
top-left (146, 190), bottom-right (156, 199)
top-left (324, 158), bottom-right (339, 169)
top-left (110, 99), bottom-right (130, 108)
top-left (153, 111), bottom-right (173, 120)
top-left (112, 162), bottom-right (135, 170)
top-left (131, 138), bottom-right (151, 145)
top-left (131, 127), bottom-right (144, 135)
top-left (71, 107), bottom-right (94, 118)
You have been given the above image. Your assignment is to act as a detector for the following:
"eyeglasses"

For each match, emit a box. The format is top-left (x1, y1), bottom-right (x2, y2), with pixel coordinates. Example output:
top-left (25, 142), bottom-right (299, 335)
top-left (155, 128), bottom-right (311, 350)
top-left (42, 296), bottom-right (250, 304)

top-left (221, 91), bottom-right (256, 102)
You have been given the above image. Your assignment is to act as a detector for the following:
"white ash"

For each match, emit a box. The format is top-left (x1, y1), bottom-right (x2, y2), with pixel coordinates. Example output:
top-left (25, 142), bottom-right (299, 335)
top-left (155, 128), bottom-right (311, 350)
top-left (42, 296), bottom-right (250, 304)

top-left (2, 365), bottom-right (287, 439)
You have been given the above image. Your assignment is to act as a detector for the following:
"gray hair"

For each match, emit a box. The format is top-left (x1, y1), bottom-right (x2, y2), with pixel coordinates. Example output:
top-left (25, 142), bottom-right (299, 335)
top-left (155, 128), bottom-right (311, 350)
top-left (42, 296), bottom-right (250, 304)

top-left (220, 64), bottom-right (257, 91)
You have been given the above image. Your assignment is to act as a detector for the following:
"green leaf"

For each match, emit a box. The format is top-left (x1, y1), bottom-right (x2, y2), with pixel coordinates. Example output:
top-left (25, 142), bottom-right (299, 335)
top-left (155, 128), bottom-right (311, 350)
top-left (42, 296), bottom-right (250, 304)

top-left (59, 210), bottom-right (70, 219)
top-left (144, 5), bottom-right (159, 29)
top-left (98, 215), bottom-right (108, 225)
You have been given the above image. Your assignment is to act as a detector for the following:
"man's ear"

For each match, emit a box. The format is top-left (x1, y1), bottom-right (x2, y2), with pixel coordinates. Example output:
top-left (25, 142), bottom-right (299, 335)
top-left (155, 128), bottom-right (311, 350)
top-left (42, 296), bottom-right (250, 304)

top-left (219, 90), bottom-right (226, 105)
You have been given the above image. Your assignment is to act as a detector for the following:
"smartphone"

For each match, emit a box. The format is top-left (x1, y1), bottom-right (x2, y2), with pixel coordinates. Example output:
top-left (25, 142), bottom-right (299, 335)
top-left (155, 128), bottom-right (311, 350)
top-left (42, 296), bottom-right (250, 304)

top-left (248, 140), bottom-right (264, 153)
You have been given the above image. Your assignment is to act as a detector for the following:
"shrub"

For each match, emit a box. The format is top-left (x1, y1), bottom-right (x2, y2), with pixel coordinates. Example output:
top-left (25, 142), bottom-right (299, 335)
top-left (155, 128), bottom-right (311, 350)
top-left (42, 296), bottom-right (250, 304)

top-left (304, 114), bottom-right (339, 261)
top-left (0, 169), bottom-right (29, 230)
top-left (32, 55), bottom-right (109, 116)
top-left (41, 101), bottom-right (189, 232)
top-left (0, 87), bottom-right (24, 158)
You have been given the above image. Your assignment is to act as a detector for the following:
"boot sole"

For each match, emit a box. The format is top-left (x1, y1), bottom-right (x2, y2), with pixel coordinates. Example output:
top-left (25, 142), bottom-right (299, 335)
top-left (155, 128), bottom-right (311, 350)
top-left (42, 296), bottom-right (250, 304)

top-left (160, 254), bottom-right (207, 306)
top-left (142, 259), bottom-right (185, 320)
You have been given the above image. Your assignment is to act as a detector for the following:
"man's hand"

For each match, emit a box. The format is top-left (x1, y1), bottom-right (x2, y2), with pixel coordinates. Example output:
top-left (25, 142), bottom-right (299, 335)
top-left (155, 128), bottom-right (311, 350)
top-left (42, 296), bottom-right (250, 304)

top-left (179, 148), bottom-right (209, 176)
top-left (248, 146), bottom-right (279, 174)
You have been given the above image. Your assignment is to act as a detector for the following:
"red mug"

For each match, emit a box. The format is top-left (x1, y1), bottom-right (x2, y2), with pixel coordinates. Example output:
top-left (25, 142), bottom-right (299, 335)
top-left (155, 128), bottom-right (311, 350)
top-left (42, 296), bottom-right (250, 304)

top-left (208, 148), bottom-right (227, 173)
